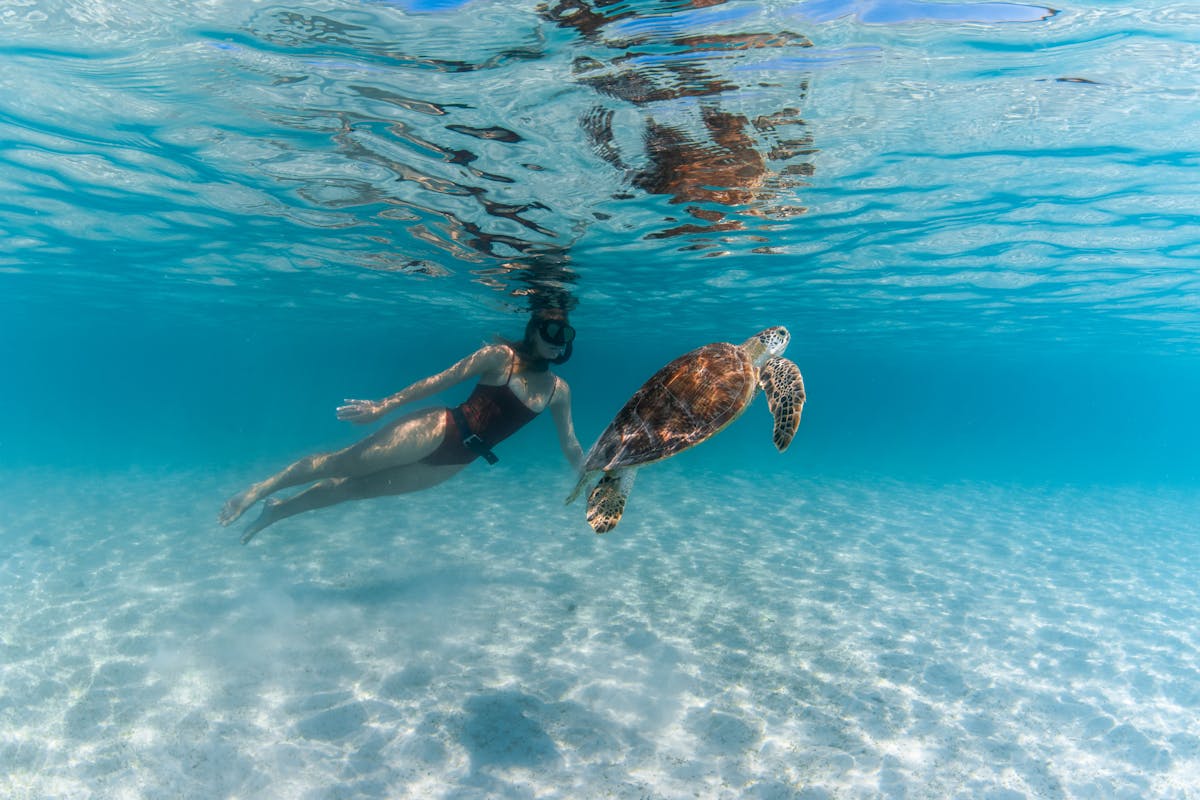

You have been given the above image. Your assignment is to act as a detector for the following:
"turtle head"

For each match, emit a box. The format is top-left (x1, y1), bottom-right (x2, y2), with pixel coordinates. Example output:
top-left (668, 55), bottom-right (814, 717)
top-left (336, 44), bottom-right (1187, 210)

top-left (743, 326), bottom-right (789, 366)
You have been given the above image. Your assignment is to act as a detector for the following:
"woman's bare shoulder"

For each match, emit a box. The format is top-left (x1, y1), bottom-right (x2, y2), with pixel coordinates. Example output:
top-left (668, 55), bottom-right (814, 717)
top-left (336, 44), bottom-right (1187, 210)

top-left (458, 343), bottom-right (514, 377)
top-left (551, 374), bottom-right (572, 402)
top-left (472, 342), bottom-right (514, 361)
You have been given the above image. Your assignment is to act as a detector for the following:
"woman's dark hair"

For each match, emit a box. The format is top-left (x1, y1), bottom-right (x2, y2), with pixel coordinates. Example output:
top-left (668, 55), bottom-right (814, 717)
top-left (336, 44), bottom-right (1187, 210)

top-left (502, 310), bottom-right (572, 371)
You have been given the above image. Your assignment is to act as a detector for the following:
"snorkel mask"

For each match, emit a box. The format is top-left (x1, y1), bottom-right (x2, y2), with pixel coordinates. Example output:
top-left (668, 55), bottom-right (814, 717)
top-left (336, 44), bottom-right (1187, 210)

top-left (529, 315), bottom-right (575, 365)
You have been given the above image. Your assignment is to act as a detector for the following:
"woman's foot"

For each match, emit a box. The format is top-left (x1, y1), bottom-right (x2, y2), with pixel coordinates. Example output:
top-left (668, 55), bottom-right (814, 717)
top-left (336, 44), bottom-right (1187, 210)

top-left (219, 486), bottom-right (261, 526)
top-left (240, 498), bottom-right (282, 545)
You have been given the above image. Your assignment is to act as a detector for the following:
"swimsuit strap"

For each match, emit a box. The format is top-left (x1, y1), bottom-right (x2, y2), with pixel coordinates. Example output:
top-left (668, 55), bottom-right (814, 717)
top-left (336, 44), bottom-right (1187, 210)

top-left (504, 346), bottom-right (518, 384)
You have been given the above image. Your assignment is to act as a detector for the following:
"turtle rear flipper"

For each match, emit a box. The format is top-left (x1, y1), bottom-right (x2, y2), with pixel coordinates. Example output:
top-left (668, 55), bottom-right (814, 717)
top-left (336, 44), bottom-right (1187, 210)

top-left (759, 357), bottom-right (805, 451)
top-left (586, 470), bottom-right (636, 533)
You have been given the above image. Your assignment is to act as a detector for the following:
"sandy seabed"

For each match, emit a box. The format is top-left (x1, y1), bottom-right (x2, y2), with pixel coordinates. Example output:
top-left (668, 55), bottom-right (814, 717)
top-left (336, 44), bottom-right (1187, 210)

top-left (1, 462), bottom-right (1198, 799)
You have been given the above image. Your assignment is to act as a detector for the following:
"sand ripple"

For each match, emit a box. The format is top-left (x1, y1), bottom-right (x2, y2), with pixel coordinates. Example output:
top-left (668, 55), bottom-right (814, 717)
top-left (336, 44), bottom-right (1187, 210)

top-left (1, 465), bottom-right (1197, 798)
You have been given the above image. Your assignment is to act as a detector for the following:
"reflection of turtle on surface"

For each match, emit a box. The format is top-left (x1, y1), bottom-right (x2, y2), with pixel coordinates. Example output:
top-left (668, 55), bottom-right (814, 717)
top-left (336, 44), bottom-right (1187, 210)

top-left (568, 326), bottom-right (805, 533)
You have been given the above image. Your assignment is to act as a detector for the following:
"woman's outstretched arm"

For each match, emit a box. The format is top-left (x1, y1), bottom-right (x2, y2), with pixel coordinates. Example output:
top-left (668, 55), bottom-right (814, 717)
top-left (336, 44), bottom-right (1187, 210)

top-left (549, 378), bottom-right (586, 473)
top-left (337, 344), bottom-right (512, 424)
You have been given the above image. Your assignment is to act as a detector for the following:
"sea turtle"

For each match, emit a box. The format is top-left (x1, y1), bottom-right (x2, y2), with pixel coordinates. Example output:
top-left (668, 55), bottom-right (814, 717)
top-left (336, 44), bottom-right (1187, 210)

top-left (567, 325), bottom-right (805, 533)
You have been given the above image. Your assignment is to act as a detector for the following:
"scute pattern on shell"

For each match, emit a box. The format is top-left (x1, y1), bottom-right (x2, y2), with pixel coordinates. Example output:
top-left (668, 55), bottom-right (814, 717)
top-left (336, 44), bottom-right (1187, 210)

top-left (586, 342), bottom-right (756, 471)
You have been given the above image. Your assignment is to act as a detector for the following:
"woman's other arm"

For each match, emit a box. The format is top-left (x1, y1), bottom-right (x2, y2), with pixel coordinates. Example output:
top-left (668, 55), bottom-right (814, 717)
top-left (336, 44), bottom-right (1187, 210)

top-left (549, 378), bottom-right (586, 474)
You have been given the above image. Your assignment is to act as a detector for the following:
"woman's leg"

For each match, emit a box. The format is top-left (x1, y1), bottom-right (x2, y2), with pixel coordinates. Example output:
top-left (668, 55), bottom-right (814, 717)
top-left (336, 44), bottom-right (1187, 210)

top-left (239, 461), bottom-right (467, 543)
top-left (219, 407), bottom-right (449, 526)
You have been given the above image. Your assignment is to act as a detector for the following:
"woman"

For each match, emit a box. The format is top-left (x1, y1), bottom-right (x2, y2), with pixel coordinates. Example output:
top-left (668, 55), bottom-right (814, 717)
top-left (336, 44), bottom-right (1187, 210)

top-left (219, 311), bottom-right (584, 543)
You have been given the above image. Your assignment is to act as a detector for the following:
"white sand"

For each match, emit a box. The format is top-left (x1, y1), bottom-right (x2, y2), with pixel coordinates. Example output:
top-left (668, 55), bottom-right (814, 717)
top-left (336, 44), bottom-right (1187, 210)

top-left (1, 463), bottom-right (1198, 799)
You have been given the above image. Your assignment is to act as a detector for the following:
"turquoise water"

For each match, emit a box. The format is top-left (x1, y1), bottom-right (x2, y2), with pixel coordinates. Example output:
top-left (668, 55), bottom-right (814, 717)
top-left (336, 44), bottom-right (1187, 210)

top-left (3, 1), bottom-right (1200, 797)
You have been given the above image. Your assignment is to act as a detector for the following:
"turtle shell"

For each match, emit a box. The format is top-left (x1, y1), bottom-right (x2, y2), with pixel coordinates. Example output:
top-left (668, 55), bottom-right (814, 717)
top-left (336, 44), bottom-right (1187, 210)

top-left (586, 342), bottom-right (757, 471)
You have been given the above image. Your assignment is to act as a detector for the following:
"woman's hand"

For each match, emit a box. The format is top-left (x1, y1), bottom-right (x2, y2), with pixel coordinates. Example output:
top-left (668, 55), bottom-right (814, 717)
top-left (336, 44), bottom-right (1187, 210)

top-left (337, 398), bottom-right (388, 424)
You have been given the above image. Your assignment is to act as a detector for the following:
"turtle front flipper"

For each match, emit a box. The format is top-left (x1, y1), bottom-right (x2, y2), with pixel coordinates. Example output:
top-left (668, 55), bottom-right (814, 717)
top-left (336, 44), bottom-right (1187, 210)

top-left (586, 469), bottom-right (637, 533)
top-left (759, 357), bottom-right (805, 451)
top-left (565, 471), bottom-right (593, 505)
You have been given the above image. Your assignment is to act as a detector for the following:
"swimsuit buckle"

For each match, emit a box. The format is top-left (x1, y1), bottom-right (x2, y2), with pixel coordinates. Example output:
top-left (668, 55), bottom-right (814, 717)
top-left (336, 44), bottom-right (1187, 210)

top-left (461, 433), bottom-right (499, 465)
